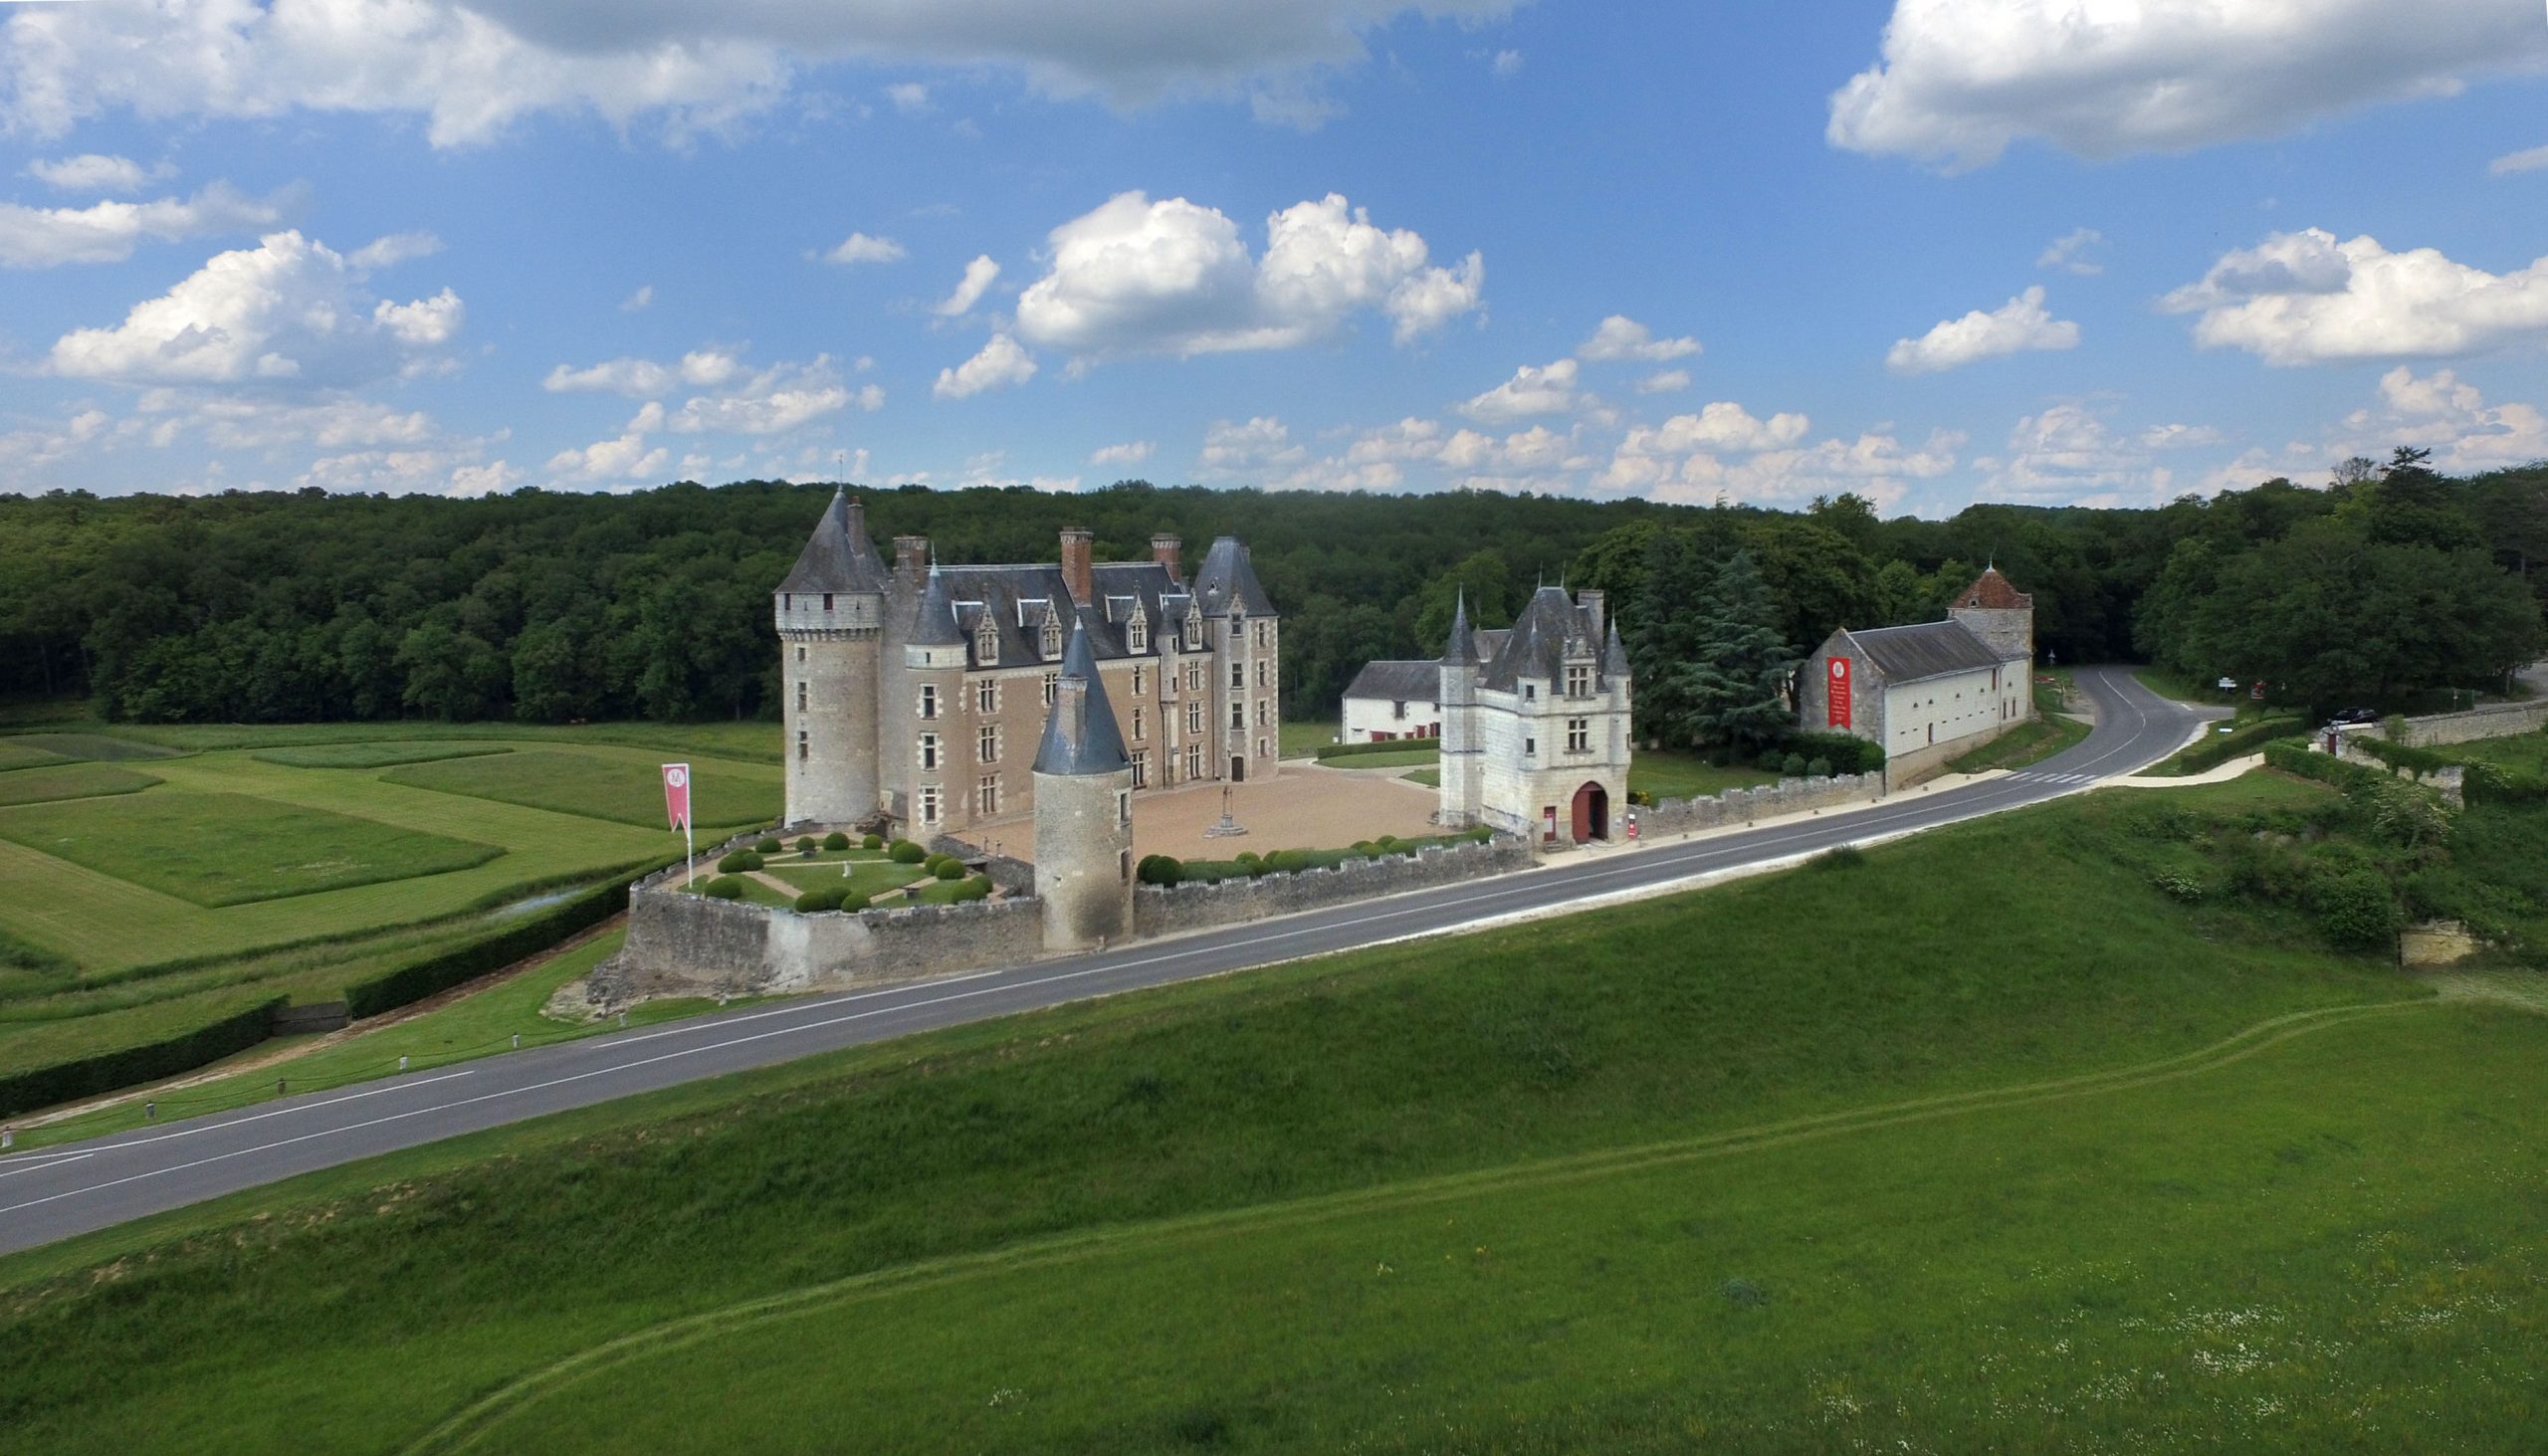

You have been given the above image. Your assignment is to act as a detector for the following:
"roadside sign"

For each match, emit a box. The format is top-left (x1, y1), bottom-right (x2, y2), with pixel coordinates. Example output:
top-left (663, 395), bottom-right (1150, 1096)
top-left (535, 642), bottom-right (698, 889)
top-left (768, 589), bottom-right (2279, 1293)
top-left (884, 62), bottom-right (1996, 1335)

top-left (2216, 677), bottom-right (2237, 691)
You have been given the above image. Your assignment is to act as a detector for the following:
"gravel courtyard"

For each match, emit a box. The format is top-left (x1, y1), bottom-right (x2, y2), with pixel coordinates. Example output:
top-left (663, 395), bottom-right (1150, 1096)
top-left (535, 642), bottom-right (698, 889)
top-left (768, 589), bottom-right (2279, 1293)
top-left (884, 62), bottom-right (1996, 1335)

top-left (986, 762), bottom-right (1444, 864)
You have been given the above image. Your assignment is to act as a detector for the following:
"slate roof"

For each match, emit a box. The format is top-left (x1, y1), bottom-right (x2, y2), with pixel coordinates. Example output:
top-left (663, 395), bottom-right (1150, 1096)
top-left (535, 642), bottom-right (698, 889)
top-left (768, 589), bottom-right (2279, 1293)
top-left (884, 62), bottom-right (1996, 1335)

top-left (1345, 660), bottom-right (1444, 704)
top-left (1480, 585), bottom-right (1601, 693)
top-left (921, 560), bottom-right (1188, 668)
top-left (1602, 619), bottom-right (1631, 675)
top-left (1033, 616), bottom-right (1131, 776)
top-left (1443, 591), bottom-right (1478, 666)
top-left (1189, 536), bottom-right (1276, 617)
top-left (905, 565), bottom-right (963, 647)
top-left (1955, 567), bottom-right (2033, 610)
top-left (777, 489), bottom-right (891, 595)
top-left (1844, 619), bottom-right (2008, 685)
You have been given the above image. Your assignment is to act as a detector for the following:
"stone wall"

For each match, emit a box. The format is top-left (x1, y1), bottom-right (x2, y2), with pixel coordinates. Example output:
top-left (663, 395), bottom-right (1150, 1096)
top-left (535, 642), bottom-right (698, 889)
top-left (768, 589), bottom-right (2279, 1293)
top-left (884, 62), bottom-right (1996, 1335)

top-left (2397, 699), bottom-right (2548, 747)
top-left (2330, 733), bottom-right (2466, 807)
top-left (1635, 772), bottom-right (1884, 837)
top-left (929, 833), bottom-right (1036, 896)
top-left (584, 859), bottom-right (1042, 1009)
top-left (1132, 835), bottom-right (1530, 939)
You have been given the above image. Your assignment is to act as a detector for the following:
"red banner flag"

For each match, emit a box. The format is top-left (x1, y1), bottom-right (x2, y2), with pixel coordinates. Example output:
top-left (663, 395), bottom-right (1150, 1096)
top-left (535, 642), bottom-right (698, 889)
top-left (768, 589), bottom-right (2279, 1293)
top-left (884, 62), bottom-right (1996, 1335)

top-left (662, 762), bottom-right (692, 830)
top-left (1825, 657), bottom-right (1852, 728)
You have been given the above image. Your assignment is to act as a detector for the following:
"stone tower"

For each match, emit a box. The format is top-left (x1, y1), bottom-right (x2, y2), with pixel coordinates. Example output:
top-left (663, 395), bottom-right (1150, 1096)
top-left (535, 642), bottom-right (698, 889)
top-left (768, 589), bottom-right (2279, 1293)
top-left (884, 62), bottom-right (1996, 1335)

top-left (1946, 567), bottom-right (2035, 669)
top-left (1189, 535), bottom-right (1281, 785)
top-left (775, 489), bottom-right (889, 827)
top-left (1032, 614), bottom-right (1135, 950)
top-left (1436, 590), bottom-right (1484, 829)
top-left (887, 560), bottom-right (967, 833)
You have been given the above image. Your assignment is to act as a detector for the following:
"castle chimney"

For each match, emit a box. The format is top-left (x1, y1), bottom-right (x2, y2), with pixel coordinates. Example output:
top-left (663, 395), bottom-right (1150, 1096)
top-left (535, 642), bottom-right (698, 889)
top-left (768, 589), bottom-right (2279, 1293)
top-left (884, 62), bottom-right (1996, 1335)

top-left (893, 535), bottom-right (929, 578)
top-left (1151, 533), bottom-right (1182, 582)
top-left (1059, 526), bottom-right (1095, 606)
top-left (1577, 589), bottom-right (1605, 642)
top-left (1053, 674), bottom-right (1090, 753)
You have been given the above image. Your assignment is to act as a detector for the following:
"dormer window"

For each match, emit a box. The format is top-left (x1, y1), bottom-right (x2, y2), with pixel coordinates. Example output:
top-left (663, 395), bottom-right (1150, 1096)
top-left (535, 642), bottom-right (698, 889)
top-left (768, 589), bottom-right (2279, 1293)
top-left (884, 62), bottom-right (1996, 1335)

top-left (1041, 616), bottom-right (1063, 659)
top-left (1184, 609), bottom-right (1204, 650)
top-left (1129, 612), bottom-right (1149, 653)
top-left (975, 619), bottom-right (999, 666)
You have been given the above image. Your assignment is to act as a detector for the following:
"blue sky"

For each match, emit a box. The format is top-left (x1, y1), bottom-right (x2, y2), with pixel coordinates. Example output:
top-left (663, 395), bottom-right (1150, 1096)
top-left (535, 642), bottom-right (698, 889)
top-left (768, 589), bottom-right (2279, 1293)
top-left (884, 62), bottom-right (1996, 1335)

top-left (3, 0), bottom-right (2545, 514)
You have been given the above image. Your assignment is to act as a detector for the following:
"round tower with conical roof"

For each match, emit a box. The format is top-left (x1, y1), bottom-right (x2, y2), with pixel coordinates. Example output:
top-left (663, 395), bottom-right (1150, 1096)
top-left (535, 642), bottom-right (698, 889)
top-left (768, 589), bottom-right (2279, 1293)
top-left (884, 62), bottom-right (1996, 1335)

top-left (776, 489), bottom-right (890, 828)
top-left (1437, 589), bottom-right (1485, 829)
top-left (1033, 614), bottom-right (1135, 949)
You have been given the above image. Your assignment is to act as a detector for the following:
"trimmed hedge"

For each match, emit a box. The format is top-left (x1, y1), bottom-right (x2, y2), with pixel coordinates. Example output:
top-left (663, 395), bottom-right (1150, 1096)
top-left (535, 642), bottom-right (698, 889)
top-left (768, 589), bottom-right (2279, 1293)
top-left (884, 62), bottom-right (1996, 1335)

top-left (1315, 737), bottom-right (1442, 760)
top-left (862, 833), bottom-right (884, 851)
top-left (1136, 854), bottom-right (1185, 886)
top-left (716, 849), bottom-right (763, 874)
top-left (948, 874), bottom-right (993, 904)
top-left (933, 859), bottom-right (965, 881)
top-left (0, 995), bottom-right (286, 1120)
top-left (2352, 735), bottom-right (2454, 778)
top-left (1786, 729), bottom-right (1886, 776)
top-left (703, 877), bottom-right (745, 901)
top-left (752, 836), bottom-right (783, 855)
top-left (340, 870), bottom-right (642, 1020)
top-left (2263, 740), bottom-right (2385, 791)
top-left (2165, 715), bottom-right (2308, 775)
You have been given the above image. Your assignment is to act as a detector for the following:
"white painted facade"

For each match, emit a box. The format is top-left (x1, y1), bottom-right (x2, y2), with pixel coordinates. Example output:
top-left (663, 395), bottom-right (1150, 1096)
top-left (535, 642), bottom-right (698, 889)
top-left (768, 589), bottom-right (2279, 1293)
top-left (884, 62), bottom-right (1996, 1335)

top-left (1342, 693), bottom-right (1439, 743)
top-left (1882, 661), bottom-right (2029, 761)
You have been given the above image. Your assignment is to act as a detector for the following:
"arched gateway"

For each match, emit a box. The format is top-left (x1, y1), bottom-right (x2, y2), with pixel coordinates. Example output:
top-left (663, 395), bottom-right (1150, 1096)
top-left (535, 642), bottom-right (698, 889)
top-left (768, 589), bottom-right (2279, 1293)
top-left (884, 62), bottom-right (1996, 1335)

top-left (1571, 780), bottom-right (1609, 843)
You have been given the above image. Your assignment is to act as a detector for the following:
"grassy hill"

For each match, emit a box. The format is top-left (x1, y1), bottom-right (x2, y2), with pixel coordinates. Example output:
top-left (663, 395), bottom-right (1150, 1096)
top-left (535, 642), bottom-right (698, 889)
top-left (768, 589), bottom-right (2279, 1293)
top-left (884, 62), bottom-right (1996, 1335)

top-left (3, 773), bottom-right (2540, 1450)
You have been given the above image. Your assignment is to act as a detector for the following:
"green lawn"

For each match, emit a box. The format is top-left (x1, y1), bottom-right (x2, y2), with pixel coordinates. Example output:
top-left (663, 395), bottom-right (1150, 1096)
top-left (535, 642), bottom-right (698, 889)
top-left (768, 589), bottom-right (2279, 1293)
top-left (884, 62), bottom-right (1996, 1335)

top-left (102, 717), bottom-right (783, 764)
top-left (385, 748), bottom-right (778, 830)
top-left (0, 731), bottom-right (183, 762)
top-left (1626, 750), bottom-right (1782, 801)
top-left (1946, 714), bottom-right (2091, 774)
top-left (0, 791), bottom-right (503, 908)
top-left (1403, 765), bottom-right (1441, 788)
top-left (2433, 729), bottom-right (2548, 774)
top-left (0, 740), bottom-right (72, 773)
top-left (1315, 745), bottom-right (1438, 769)
top-left (14, 776), bottom-right (2534, 1454)
top-left (1279, 720), bottom-right (1340, 758)
top-left (0, 762), bottom-right (161, 807)
top-left (763, 858), bottom-right (932, 903)
top-left (253, 743), bottom-right (514, 770)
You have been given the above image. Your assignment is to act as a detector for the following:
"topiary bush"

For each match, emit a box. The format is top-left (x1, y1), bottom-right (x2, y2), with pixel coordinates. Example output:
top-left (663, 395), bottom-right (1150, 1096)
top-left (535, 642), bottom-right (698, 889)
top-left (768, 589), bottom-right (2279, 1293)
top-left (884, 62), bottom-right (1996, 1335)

top-left (1781, 752), bottom-right (1807, 779)
top-left (793, 837), bottom-right (816, 854)
top-left (934, 858), bottom-right (965, 881)
top-left (793, 889), bottom-right (834, 913)
top-left (1137, 854), bottom-right (1185, 886)
top-left (818, 830), bottom-right (848, 851)
top-left (949, 874), bottom-right (993, 903)
top-left (862, 833), bottom-right (884, 851)
top-left (754, 836), bottom-right (782, 855)
top-left (716, 849), bottom-right (763, 874)
top-left (889, 839), bottom-right (926, 864)
top-left (1806, 756), bottom-right (1832, 778)
top-left (703, 876), bottom-right (746, 901)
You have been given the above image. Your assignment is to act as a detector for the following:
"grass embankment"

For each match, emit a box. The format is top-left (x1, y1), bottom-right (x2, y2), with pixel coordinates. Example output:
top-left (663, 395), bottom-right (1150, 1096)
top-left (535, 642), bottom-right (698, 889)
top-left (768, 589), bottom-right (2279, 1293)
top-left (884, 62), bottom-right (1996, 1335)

top-left (11, 776), bottom-right (2539, 1452)
top-left (2140, 714), bottom-right (2310, 777)
top-left (1948, 714), bottom-right (2091, 775)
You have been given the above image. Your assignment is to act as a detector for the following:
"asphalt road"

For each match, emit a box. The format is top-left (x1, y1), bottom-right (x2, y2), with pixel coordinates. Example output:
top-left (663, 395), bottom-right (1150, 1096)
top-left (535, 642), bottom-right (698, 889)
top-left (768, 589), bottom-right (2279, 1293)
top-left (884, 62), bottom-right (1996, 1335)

top-left (0, 666), bottom-right (2211, 1257)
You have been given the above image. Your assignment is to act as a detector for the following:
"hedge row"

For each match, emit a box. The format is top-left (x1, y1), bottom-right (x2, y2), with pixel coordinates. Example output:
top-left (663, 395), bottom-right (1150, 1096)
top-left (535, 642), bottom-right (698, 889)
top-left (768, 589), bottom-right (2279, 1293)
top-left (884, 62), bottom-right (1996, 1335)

top-left (0, 995), bottom-right (284, 1120)
top-left (341, 868), bottom-right (645, 1019)
top-left (2464, 761), bottom-right (2548, 806)
top-left (1143, 828), bottom-right (1495, 887)
top-left (2263, 740), bottom-right (2387, 792)
top-left (2350, 735), bottom-right (2455, 778)
top-left (2169, 715), bottom-right (2308, 775)
top-left (1316, 736), bottom-right (1441, 760)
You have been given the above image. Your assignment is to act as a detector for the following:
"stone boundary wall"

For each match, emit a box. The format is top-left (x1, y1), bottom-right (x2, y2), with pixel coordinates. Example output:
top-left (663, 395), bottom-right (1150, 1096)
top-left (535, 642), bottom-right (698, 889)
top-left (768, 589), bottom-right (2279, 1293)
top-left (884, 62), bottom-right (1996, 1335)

top-left (929, 833), bottom-right (1036, 897)
top-left (2396, 699), bottom-right (2548, 747)
top-left (1636, 772), bottom-right (1884, 837)
top-left (584, 847), bottom-right (1041, 1009)
top-left (1132, 835), bottom-right (1530, 940)
top-left (2329, 732), bottom-right (2466, 807)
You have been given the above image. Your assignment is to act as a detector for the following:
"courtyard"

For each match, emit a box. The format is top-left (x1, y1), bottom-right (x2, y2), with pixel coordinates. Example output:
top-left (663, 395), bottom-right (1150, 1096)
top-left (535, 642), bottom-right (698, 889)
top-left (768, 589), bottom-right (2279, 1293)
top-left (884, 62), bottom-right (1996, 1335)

top-left (981, 762), bottom-right (1442, 865)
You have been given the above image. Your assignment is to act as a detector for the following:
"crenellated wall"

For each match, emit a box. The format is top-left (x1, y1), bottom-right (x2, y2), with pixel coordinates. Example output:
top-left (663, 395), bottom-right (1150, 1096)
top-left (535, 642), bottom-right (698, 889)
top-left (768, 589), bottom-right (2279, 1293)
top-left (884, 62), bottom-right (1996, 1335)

top-left (1635, 772), bottom-right (1885, 837)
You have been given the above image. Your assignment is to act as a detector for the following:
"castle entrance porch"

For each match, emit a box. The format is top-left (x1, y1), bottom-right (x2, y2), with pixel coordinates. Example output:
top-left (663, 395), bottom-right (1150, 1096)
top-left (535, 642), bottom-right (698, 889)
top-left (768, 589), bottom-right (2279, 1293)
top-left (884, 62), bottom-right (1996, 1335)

top-left (1571, 781), bottom-right (1609, 843)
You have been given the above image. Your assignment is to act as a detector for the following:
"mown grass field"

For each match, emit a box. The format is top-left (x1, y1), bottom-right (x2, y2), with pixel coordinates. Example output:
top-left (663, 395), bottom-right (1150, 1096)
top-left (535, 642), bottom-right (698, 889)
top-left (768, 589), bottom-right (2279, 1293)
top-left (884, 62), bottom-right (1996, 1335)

top-left (0, 723), bottom-right (778, 1089)
top-left (1947, 713), bottom-right (2091, 774)
top-left (0, 739), bottom-right (72, 772)
top-left (5, 775), bottom-right (2539, 1452)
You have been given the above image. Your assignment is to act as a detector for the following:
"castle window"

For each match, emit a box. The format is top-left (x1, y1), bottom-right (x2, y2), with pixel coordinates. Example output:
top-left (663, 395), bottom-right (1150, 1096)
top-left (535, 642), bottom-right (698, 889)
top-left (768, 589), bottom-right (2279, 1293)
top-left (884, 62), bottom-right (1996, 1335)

top-left (1186, 662), bottom-right (1203, 694)
top-left (1186, 744), bottom-right (1204, 780)
top-left (1120, 849), bottom-right (1132, 882)
top-left (796, 681), bottom-right (807, 712)
top-left (1132, 667), bottom-right (1145, 697)
top-left (795, 645), bottom-right (806, 664)
top-left (1044, 672), bottom-right (1059, 707)
top-left (1185, 611), bottom-right (1203, 650)
top-left (1391, 701), bottom-right (1406, 721)
top-left (919, 785), bottom-right (942, 825)
top-left (1567, 718), bottom-right (1590, 753)
top-left (1133, 707), bottom-right (1146, 741)
top-left (1129, 616), bottom-right (1149, 653)
top-left (978, 725), bottom-right (998, 763)
top-left (1254, 660), bottom-right (1268, 688)
top-left (1041, 618), bottom-right (1063, 659)
top-left (1187, 703), bottom-right (1204, 735)
top-left (822, 593), bottom-right (833, 612)
top-left (783, 594), bottom-right (792, 611)
top-left (1257, 736), bottom-right (1268, 759)
top-left (1253, 621), bottom-right (1269, 649)
top-left (797, 730), bottom-right (808, 763)
top-left (920, 734), bottom-right (941, 771)
top-left (1131, 751), bottom-right (1149, 788)
top-left (1524, 684), bottom-right (1537, 702)
top-left (975, 621), bottom-right (998, 665)
top-left (976, 680), bottom-right (997, 714)
top-left (978, 775), bottom-right (999, 817)
top-left (1525, 736), bottom-right (1536, 757)
top-left (1230, 704), bottom-right (1244, 729)
top-left (1255, 700), bottom-right (1269, 727)
top-left (1567, 665), bottom-right (1591, 698)
top-left (919, 685), bottom-right (939, 720)
top-left (1230, 662), bottom-right (1244, 690)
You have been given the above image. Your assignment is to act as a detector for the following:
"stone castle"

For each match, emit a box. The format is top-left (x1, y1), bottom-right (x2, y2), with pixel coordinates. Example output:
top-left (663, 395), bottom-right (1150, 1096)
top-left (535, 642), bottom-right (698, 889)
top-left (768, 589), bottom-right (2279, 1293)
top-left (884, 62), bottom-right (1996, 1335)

top-left (775, 489), bottom-right (1282, 845)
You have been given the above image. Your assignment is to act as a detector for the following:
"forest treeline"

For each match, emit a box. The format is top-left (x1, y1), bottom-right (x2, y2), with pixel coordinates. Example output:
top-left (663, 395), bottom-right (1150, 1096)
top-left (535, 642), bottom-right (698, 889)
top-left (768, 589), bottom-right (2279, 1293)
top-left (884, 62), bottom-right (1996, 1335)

top-left (2, 452), bottom-right (2542, 727)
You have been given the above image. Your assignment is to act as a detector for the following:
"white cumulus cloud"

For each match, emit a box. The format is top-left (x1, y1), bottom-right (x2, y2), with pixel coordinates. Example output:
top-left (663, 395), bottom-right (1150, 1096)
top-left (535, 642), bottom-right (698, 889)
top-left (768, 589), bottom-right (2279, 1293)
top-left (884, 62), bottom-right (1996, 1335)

top-left (47, 229), bottom-right (464, 385)
top-left (1886, 285), bottom-right (2079, 375)
top-left (1091, 440), bottom-right (1154, 468)
top-left (24, 152), bottom-right (166, 193)
top-left (2492, 144), bottom-right (2548, 176)
top-left (671, 356), bottom-right (872, 433)
top-left (2163, 229), bottom-right (2548, 365)
top-left (826, 231), bottom-right (906, 266)
top-left (1013, 190), bottom-right (1482, 358)
top-left (1460, 358), bottom-right (1579, 423)
top-left (2037, 227), bottom-right (2103, 276)
top-left (0, 182), bottom-right (286, 268)
top-left (543, 349), bottom-right (746, 396)
top-left (1575, 314), bottom-right (1700, 363)
top-left (933, 332), bottom-right (1036, 399)
top-left (1829, 0), bottom-right (2548, 170)
top-left (934, 253), bottom-right (1000, 316)
top-left (2342, 366), bottom-right (2548, 473)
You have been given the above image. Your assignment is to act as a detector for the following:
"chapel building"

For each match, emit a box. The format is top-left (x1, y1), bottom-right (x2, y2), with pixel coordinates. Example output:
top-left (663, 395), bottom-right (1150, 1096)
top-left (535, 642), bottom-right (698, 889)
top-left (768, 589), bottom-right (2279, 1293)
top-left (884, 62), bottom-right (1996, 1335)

top-left (774, 490), bottom-right (1281, 837)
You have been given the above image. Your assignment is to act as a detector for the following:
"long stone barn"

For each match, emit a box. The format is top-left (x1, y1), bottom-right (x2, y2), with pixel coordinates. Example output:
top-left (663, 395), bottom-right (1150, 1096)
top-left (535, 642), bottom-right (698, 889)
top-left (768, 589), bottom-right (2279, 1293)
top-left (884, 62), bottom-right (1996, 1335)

top-left (1797, 568), bottom-right (2037, 783)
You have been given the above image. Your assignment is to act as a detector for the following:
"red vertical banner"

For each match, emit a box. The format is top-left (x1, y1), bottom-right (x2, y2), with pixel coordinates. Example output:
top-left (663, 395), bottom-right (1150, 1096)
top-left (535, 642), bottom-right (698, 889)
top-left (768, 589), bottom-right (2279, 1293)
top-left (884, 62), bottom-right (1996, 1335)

top-left (1826, 657), bottom-right (1852, 728)
top-left (662, 762), bottom-right (692, 830)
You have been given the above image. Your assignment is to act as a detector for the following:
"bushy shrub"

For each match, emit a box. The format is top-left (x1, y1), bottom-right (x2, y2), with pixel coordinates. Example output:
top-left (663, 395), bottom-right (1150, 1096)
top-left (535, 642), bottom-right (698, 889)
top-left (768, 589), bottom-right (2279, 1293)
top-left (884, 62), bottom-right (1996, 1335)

top-left (793, 837), bottom-right (816, 854)
top-left (922, 853), bottom-right (953, 876)
top-left (821, 831), bottom-right (851, 851)
top-left (1376, 835), bottom-right (1400, 850)
top-left (1806, 757), bottom-right (1832, 779)
top-left (1351, 840), bottom-right (1379, 857)
top-left (1137, 854), bottom-right (1184, 886)
top-left (703, 876), bottom-right (746, 901)
top-left (2150, 870), bottom-right (2206, 904)
top-left (1464, 825), bottom-right (1494, 843)
top-left (1789, 729), bottom-right (1885, 775)
top-left (716, 849), bottom-right (762, 874)
top-left (950, 874), bottom-right (992, 903)
top-left (753, 836), bottom-right (782, 855)
top-left (1755, 749), bottom-right (1786, 772)
top-left (1780, 753), bottom-right (1807, 779)
top-left (934, 858), bottom-right (965, 881)
top-left (889, 840), bottom-right (926, 864)
top-left (2306, 864), bottom-right (2399, 948)
top-left (793, 889), bottom-right (834, 913)
top-left (861, 833), bottom-right (883, 850)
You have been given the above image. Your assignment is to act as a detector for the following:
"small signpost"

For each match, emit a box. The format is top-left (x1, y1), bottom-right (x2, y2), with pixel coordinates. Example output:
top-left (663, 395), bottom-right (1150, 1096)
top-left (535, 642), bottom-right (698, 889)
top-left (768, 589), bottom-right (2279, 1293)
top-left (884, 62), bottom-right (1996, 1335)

top-left (663, 762), bottom-right (695, 883)
top-left (1625, 809), bottom-right (1639, 841)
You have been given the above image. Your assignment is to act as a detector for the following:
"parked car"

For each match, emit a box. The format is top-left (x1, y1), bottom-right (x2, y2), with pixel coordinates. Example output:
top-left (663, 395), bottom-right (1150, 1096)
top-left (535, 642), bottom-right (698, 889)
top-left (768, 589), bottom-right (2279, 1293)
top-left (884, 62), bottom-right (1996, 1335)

top-left (2324, 707), bottom-right (2381, 727)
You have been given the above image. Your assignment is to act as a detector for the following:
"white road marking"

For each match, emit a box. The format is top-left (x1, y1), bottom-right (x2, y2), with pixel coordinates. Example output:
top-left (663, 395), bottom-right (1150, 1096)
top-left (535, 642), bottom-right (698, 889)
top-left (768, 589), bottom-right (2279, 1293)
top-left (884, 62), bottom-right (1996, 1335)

top-left (0, 1150), bottom-right (94, 1180)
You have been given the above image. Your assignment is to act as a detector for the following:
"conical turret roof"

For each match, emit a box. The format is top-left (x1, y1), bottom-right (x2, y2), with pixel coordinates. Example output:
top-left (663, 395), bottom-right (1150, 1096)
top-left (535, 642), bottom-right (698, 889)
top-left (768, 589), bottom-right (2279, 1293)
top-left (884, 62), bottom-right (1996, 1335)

top-left (1603, 617), bottom-right (1631, 676)
top-left (777, 488), bottom-right (890, 594)
top-left (1443, 589), bottom-right (1478, 665)
top-left (1033, 613), bottom-right (1131, 776)
top-left (906, 563), bottom-right (963, 646)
